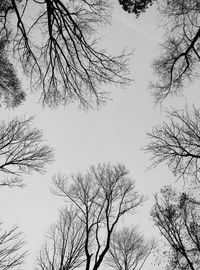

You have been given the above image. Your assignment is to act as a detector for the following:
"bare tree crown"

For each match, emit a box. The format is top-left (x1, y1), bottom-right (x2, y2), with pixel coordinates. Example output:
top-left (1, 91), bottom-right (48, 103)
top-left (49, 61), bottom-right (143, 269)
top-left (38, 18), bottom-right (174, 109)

top-left (37, 207), bottom-right (86, 270)
top-left (152, 186), bottom-right (200, 270)
top-left (0, 116), bottom-right (54, 187)
top-left (145, 107), bottom-right (200, 183)
top-left (106, 226), bottom-right (155, 270)
top-left (0, 223), bottom-right (27, 270)
top-left (51, 163), bottom-right (144, 270)
top-left (0, 0), bottom-right (131, 108)
top-left (150, 0), bottom-right (200, 102)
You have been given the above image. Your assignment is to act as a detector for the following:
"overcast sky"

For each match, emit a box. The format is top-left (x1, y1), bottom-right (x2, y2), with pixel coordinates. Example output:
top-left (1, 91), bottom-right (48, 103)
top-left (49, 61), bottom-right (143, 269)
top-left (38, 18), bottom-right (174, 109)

top-left (1, 2), bottom-right (200, 270)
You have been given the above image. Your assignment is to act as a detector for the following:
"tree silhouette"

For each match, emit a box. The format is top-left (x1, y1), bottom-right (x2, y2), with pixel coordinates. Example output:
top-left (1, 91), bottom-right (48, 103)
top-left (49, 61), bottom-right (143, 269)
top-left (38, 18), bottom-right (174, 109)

top-left (106, 227), bottom-right (155, 270)
top-left (0, 223), bottom-right (27, 270)
top-left (152, 186), bottom-right (200, 270)
top-left (0, 0), bottom-right (130, 108)
top-left (150, 0), bottom-right (200, 102)
top-left (37, 207), bottom-right (86, 270)
top-left (119, 1), bottom-right (200, 103)
top-left (0, 36), bottom-right (25, 108)
top-left (145, 107), bottom-right (200, 183)
top-left (52, 163), bottom-right (144, 270)
top-left (118, 0), bottom-right (155, 16)
top-left (0, 116), bottom-right (54, 187)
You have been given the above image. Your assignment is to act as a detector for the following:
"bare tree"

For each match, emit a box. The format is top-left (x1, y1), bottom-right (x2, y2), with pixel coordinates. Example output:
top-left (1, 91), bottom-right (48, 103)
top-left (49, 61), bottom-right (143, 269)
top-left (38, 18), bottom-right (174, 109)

top-left (52, 163), bottom-right (144, 270)
top-left (0, 0), bottom-right (130, 109)
top-left (0, 223), bottom-right (27, 270)
top-left (37, 207), bottom-right (86, 270)
top-left (151, 185), bottom-right (200, 270)
top-left (106, 227), bottom-right (155, 270)
top-left (145, 106), bottom-right (200, 182)
top-left (0, 116), bottom-right (54, 187)
top-left (118, 1), bottom-right (200, 102)
top-left (151, 0), bottom-right (200, 102)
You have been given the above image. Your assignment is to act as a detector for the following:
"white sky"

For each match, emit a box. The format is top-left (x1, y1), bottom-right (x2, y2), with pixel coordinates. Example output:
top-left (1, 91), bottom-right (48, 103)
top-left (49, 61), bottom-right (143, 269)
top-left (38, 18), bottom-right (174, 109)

top-left (1, 2), bottom-right (200, 270)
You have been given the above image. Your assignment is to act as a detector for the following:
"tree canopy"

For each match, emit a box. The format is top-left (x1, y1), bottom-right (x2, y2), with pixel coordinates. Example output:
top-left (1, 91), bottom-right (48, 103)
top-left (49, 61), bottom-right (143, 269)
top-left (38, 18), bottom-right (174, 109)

top-left (37, 207), bottom-right (86, 270)
top-left (106, 226), bottom-right (154, 270)
top-left (118, 0), bottom-right (155, 16)
top-left (0, 36), bottom-right (25, 108)
top-left (145, 107), bottom-right (200, 183)
top-left (119, 1), bottom-right (200, 103)
top-left (151, 0), bottom-right (200, 103)
top-left (0, 223), bottom-right (27, 270)
top-left (152, 186), bottom-right (200, 270)
top-left (51, 163), bottom-right (144, 270)
top-left (0, 116), bottom-right (54, 187)
top-left (0, 0), bottom-right (130, 109)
